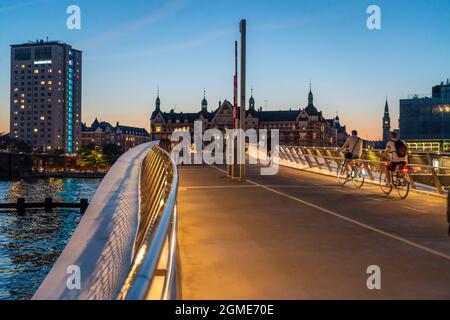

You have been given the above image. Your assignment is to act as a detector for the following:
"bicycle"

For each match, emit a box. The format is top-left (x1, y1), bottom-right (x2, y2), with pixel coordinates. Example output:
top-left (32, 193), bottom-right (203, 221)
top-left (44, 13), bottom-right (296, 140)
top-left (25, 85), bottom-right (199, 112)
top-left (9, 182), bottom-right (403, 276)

top-left (379, 162), bottom-right (411, 199)
top-left (337, 159), bottom-right (365, 188)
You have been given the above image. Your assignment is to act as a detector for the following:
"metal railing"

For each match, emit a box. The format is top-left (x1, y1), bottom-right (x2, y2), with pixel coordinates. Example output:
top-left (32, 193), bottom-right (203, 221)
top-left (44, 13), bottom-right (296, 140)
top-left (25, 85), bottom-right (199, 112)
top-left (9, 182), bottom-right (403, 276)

top-left (119, 145), bottom-right (179, 300)
top-left (277, 146), bottom-right (450, 195)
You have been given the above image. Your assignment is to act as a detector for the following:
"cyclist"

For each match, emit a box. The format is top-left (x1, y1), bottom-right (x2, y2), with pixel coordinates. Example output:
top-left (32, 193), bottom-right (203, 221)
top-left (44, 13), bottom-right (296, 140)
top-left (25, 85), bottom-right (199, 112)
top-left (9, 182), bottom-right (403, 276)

top-left (382, 131), bottom-right (408, 187)
top-left (339, 130), bottom-right (363, 174)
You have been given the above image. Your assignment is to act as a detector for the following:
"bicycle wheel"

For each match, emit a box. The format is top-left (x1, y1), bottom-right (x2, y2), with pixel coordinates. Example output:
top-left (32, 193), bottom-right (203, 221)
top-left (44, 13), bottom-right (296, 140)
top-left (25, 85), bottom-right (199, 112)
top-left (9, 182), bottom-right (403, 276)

top-left (397, 174), bottom-right (410, 199)
top-left (379, 170), bottom-right (393, 195)
top-left (352, 167), bottom-right (365, 189)
top-left (337, 164), bottom-right (348, 186)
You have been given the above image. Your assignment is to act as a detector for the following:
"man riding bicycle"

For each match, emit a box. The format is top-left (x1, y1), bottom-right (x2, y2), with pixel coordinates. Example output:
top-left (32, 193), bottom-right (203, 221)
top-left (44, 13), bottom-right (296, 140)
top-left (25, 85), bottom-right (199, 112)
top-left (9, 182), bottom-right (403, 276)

top-left (382, 131), bottom-right (408, 187)
top-left (339, 130), bottom-right (363, 173)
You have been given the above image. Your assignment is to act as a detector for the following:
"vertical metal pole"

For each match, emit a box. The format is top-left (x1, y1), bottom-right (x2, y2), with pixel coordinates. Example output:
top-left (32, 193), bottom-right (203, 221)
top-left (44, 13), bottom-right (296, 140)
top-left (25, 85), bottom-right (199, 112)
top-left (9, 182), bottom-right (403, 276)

top-left (239, 19), bottom-right (247, 181)
top-left (231, 41), bottom-right (239, 179)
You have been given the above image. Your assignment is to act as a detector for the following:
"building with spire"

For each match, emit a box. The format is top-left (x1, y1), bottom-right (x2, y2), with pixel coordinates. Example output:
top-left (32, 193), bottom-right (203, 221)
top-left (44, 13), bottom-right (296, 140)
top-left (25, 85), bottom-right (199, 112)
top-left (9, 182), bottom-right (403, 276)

top-left (383, 98), bottom-right (391, 145)
top-left (249, 88), bottom-right (255, 110)
top-left (150, 86), bottom-right (348, 146)
top-left (201, 90), bottom-right (208, 111)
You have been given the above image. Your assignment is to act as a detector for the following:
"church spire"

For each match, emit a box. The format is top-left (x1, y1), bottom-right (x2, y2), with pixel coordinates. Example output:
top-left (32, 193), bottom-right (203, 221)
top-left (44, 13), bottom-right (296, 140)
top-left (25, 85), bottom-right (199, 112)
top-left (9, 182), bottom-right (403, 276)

top-left (308, 81), bottom-right (314, 106)
top-left (383, 97), bottom-right (391, 144)
top-left (155, 86), bottom-right (161, 111)
top-left (249, 87), bottom-right (255, 110)
top-left (201, 89), bottom-right (208, 111)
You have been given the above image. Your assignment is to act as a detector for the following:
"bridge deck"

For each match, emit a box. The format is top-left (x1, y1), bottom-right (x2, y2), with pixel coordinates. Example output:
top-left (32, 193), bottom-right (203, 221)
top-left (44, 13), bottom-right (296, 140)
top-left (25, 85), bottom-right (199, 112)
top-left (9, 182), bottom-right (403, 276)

top-left (177, 165), bottom-right (450, 299)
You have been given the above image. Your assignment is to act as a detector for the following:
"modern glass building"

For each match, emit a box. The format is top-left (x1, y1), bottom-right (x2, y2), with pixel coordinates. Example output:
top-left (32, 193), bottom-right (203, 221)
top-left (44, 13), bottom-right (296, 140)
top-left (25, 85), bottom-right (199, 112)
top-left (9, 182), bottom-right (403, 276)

top-left (399, 81), bottom-right (450, 153)
top-left (10, 40), bottom-right (82, 154)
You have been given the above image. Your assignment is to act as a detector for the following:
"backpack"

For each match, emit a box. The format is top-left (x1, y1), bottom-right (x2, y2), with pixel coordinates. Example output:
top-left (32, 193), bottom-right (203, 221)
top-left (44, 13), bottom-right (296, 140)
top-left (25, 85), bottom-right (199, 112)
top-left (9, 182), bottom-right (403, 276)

top-left (394, 140), bottom-right (407, 158)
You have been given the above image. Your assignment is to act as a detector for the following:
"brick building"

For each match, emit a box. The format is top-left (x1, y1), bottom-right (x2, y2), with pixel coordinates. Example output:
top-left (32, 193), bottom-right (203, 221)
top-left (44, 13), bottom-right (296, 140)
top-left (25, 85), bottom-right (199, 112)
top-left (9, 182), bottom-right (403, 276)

top-left (81, 119), bottom-right (151, 152)
top-left (150, 87), bottom-right (347, 147)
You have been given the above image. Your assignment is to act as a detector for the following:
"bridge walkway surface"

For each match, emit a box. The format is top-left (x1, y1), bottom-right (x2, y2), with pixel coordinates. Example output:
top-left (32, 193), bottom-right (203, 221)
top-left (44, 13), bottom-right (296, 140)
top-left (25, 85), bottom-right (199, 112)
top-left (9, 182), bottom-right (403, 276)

top-left (177, 164), bottom-right (450, 300)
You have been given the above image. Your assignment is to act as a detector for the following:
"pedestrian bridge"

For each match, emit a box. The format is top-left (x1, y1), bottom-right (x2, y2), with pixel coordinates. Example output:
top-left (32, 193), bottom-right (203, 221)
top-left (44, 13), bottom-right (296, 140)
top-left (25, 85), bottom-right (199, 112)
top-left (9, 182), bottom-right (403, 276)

top-left (34, 144), bottom-right (450, 300)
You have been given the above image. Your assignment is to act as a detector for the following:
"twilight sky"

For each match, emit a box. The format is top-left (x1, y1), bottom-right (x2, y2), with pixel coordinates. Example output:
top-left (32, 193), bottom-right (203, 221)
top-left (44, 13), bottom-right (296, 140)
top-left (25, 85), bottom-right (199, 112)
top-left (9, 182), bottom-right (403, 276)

top-left (1, 0), bottom-right (449, 140)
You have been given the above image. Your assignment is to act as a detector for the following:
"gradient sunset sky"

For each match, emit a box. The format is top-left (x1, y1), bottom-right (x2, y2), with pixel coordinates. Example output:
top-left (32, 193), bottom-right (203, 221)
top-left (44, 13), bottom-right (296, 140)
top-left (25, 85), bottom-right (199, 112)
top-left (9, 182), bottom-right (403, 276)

top-left (1, 0), bottom-right (449, 140)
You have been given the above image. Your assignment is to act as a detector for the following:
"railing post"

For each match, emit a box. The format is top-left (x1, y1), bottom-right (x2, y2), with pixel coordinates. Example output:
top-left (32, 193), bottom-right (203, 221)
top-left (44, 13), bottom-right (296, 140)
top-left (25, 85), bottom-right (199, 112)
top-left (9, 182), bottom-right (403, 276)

top-left (310, 149), bottom-right (323, 169)
top-left (363, 161), bottom-right (375, 181)
top-left (287, 147), bottom-right (302, 164)
top-left (291, 147), bottom-right (306, 165)
top-left (45, 197), bottom-right (53, 213)
top-left (317, 149), bottom-right (333, 172)
top-left (284, 147), bottom-right (297, 164)
top-left (301, 148), bottom-right (314, 168)
top-left (408, 170), bottom-right (417, 190)
top-left (426, 153), bottom-right (444, 194)
top-left (280, 146), bottom-right (292, 163)
top-left (17, 198), bottom-right (25, 216)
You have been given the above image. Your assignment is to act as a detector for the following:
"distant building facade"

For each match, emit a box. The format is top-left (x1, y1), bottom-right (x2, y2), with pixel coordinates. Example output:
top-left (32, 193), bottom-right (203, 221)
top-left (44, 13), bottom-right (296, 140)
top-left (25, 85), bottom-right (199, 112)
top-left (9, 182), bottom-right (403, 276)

top-left (400, 80), bottom-right (450, 153)
top-left (81, 119), bottom-right (151, 152)
top-left (10, 40), bottom-right (82, 154)
top-left (150, 87), bottom-right (347, 147)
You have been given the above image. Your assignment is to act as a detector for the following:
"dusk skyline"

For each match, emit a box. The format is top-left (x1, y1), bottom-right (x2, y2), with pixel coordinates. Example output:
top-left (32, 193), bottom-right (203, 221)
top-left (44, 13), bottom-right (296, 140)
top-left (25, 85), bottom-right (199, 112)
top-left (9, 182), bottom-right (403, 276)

top-left (1, 0), bottom-right (450, 140)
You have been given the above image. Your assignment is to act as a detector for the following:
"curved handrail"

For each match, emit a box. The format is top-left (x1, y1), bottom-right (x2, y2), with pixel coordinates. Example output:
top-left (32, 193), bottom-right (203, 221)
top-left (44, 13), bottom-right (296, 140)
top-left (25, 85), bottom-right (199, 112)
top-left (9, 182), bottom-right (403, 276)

top-left (32, 143), bottom-right (179, 300)
top-left (118, 146), bottom-right (179, 300)
top-left (275, 145), bottom-right (450, 195)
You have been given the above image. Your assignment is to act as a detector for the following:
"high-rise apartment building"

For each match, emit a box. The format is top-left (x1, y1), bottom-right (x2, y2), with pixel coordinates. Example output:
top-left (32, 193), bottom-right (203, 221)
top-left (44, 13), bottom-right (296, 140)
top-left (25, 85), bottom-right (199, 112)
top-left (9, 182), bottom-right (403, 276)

top-left (10, 40), bottom-right (82, 153)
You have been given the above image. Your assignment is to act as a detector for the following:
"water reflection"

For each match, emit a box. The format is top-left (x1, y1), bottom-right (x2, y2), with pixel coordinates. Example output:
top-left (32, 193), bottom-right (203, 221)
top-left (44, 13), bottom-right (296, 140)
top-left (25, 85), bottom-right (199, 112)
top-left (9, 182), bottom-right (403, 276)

top-left (0, 178), bottom-right (100, 300)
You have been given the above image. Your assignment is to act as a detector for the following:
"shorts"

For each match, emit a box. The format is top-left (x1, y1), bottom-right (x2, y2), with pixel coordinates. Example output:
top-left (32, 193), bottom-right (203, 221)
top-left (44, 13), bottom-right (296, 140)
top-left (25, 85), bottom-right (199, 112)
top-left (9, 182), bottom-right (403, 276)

top-left (387, 161), bottom-right (407, 171)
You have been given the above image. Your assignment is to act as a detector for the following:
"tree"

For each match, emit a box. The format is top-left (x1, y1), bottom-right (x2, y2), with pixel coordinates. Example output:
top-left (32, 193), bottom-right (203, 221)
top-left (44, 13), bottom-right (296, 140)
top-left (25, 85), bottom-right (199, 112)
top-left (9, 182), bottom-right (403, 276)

top-left (76, 144), bottom-right (106, 172)
top-left (102, 143), bottom-right (122, 166)
top-left (0, 133), bottom-right (31, 153)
